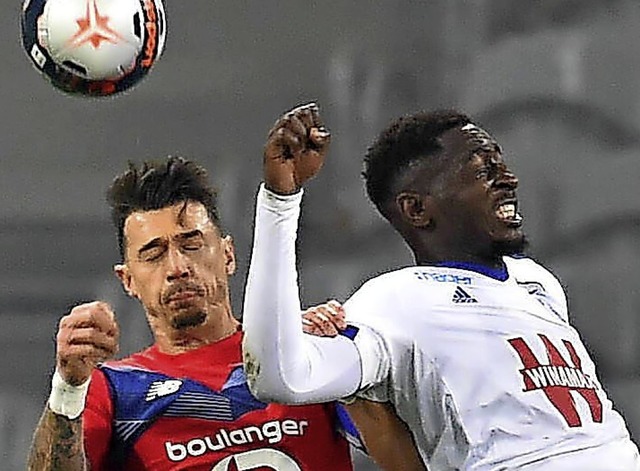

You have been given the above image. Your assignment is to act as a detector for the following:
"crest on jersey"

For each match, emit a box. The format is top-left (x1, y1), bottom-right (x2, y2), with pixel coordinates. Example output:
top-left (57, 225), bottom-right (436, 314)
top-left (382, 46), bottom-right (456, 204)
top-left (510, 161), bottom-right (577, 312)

top-left (212, 448), bottom-right (302, 471)
top-left (517, 281), bottom-right (563, 320)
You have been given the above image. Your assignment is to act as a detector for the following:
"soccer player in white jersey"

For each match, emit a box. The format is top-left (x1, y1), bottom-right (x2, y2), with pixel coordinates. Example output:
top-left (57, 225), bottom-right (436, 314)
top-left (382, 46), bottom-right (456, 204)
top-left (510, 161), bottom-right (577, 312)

top-left (242, 103), bottom-right (640, 470)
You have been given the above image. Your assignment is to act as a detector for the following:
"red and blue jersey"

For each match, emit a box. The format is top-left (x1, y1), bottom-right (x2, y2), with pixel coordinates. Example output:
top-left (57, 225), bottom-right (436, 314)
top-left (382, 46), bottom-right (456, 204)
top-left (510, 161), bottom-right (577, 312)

top-left (83, 331), bottom-right (355, 470)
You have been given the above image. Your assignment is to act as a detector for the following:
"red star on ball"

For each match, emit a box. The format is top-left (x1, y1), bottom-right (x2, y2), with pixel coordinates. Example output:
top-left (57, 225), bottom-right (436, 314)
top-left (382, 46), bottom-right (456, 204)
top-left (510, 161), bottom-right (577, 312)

top-left (67, 0), bottom-right (125, 49)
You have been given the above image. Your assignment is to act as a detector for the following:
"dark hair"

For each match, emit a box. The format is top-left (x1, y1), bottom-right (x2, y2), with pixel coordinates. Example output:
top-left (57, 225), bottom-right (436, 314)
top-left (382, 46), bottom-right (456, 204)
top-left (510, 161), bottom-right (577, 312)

top-left (363, 110), bottom-right (472, 217)
top-left (107, 156), bottom-right (221, 258)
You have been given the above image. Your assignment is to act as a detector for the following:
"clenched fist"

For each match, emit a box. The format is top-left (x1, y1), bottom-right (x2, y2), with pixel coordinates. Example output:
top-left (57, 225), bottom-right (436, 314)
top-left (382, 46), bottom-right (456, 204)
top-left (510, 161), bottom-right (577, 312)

top-left (263, 102), bottom-right (331, 195)
top-left (56, 301), bottom-right (119, 386)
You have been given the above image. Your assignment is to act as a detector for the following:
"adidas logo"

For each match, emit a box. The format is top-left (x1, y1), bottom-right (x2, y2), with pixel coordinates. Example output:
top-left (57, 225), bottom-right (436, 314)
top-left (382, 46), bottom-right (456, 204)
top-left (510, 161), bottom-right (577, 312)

top-left (452, 286), bottom-right (477, 304)
top-left (146, 380), bottom-right (183, 401)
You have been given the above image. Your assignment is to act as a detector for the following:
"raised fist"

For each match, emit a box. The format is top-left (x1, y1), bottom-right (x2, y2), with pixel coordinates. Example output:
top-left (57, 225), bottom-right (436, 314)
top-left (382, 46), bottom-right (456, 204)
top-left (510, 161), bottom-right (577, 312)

top-left (56, 301), bottom-right (119, 386)
top-left (263, 102), bottom-right (331, 195)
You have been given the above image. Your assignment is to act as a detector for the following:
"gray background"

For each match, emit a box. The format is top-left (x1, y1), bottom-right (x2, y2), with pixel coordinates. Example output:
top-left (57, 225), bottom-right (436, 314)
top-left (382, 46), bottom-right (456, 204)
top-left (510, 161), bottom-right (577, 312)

top-left (2, 0), bottom-right (640, 469)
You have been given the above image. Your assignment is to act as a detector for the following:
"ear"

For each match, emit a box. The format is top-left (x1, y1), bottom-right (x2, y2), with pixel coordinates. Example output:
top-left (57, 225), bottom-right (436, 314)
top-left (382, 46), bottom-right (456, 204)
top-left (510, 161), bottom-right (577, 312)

top-left (395, 192), bottom-right (434, 228)
top-left (222, 235), bottom-right (237, 276)
top-left (114, 263), bottom-right (138, 298)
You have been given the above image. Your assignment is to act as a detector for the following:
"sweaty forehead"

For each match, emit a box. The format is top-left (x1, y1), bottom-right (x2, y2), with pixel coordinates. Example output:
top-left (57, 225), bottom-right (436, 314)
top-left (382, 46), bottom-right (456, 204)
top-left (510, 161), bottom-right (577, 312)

top-left (441, 123), bottom-right (501, 159)
top-left (460, 123), bottom-right (501, 153)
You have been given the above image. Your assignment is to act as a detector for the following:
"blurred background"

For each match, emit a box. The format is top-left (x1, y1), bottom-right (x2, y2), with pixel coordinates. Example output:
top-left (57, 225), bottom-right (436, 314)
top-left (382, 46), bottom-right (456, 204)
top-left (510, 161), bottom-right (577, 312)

top-left (2, 0), bottom-right (640, 469)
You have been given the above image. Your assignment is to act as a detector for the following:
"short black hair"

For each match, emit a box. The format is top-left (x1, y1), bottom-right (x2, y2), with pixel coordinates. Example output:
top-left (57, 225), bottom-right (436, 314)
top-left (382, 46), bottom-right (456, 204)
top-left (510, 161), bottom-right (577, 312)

top-left (107, 156), bottom-right (221, 259)
top-left (363, 110), bottom-right (472, 218)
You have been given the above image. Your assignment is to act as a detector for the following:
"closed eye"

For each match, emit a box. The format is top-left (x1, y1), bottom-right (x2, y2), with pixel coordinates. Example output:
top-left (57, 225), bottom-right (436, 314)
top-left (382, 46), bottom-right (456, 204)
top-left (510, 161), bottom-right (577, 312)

top-left (183, 241), bottom-right (203, 251)
top-left (140, 245), bottom-right (166, 262)
top-left (178, 231), bottom-right (204, 251)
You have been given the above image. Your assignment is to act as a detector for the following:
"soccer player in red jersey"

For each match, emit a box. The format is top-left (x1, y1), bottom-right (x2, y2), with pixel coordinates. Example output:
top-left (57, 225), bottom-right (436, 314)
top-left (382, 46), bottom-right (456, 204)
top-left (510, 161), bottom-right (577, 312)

top-left (27, 156), bottom-right (423, 471)
top-left (28, 156), bottom-right (349, 470)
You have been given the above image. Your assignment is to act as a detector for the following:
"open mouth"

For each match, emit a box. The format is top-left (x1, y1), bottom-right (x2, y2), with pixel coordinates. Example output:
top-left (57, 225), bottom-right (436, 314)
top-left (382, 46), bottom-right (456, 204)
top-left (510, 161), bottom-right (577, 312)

top-left (495, 202), bottom-right (523, 227)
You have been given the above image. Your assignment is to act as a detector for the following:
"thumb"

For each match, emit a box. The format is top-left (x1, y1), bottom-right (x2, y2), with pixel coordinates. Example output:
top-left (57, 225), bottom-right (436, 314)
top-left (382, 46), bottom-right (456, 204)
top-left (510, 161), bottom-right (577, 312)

top-left (309, 127), bottom-right (331, 150)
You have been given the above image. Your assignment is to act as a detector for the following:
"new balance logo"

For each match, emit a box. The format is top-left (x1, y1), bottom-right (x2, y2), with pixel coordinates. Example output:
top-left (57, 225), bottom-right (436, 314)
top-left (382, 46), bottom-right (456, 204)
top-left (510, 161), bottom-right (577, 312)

top-left (146, 380), bottom-right (183, 401)
top-left (452, 286), bottom-right (477, 303)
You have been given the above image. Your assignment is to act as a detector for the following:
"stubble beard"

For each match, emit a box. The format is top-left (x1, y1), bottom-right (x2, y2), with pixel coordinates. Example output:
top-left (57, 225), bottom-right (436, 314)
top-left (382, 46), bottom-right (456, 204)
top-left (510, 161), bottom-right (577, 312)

top-left (170, 309), bottom-right (207, 330)
top-left (492, 233), bottom-right (529, 258)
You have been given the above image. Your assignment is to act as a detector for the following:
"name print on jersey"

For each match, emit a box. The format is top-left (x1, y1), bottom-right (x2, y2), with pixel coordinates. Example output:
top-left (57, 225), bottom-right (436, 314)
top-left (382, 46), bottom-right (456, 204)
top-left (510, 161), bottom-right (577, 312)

top-left (508, 334), bottom-right (603, 427)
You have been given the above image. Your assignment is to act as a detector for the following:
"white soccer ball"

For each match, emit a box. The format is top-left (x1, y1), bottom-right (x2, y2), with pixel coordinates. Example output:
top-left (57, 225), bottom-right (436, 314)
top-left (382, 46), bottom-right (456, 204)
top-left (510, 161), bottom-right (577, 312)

top-left (21, 0), bottom-right (167, 96)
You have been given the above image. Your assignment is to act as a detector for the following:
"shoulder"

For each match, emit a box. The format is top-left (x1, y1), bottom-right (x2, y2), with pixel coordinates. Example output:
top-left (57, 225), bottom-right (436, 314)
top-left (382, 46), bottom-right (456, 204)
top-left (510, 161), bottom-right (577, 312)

top-left (97, 348), bottom-right (163, 395)
top-left (505, 255), bottom-right (569, 321)
top-left (346, 266), bottom-right (464, 318)
top-left (87, 367), bottom-right (113, 404)
top-left (504, 254), bottom-right (547, 273)
top-left (344, 268), bottom-right (433, 355)
top-left (100, 347), bottom-right (156, 371)
top-left (343, 268), bottom-right (410, 327)
top-left (356, 267), bottom-right (416, 291)
top-left (348, 266), bottom-right (446, 303)
top-left (505, 255), bottom-right (564, 288)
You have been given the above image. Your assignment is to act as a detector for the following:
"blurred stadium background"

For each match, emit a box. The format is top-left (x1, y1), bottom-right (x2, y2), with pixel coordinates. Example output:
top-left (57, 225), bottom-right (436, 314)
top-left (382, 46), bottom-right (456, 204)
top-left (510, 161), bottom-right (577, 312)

top-left (2, 0), bottom-right (640, 469)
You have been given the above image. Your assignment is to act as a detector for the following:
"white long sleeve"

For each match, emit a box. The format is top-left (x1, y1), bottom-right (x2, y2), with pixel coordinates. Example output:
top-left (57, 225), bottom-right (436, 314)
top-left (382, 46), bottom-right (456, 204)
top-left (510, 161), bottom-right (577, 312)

top-left (242, 184), bottom-right (362, 404)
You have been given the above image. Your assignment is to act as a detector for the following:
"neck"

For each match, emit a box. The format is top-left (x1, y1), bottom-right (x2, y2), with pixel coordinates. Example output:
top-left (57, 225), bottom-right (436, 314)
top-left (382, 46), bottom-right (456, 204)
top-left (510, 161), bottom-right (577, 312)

top-left (413, 243), bottom-right (504, 269)
top-left (150, 306), bottom-right (240, 355)
top-left (416, 254), bottom-right (504, 268)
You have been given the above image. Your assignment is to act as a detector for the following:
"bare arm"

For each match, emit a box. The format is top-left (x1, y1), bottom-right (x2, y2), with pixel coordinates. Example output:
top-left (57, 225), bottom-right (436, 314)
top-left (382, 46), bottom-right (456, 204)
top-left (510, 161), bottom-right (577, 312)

top-left (28, 301), bottom-right (119, 470)
top-left (302, 305), bottom-right (424, 470)
top-left (346, 400), bottom-right (427, 471)
top-left (28, 409), bottom-right (87, 471)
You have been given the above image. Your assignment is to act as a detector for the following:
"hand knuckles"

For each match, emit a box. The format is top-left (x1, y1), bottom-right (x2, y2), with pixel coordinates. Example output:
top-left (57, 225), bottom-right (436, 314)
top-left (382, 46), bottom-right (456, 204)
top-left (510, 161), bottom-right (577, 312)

top-left (69, 305), bottom-right (83, 316)
top-left (93, 302), bottom-right (110, 316)
top-left (58, 315), bottom-right (69, 328)
top-left (74, 300), bottom-right (96, 311)
top-left (57, 348), bottom-right (70, 360)
top-left (93, 300), bottom-right (110, 310)
top-left (56, 326), bottom-right (67, 339)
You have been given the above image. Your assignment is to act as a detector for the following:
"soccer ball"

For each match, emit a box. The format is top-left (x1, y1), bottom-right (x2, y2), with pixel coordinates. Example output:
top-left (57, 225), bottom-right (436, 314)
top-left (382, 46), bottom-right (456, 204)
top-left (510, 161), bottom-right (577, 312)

top-left (21, 0), bottom-right (167, 97)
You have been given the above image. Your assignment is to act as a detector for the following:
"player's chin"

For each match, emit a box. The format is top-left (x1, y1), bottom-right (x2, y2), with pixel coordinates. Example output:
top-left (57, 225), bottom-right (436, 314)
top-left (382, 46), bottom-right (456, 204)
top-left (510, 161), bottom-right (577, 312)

top-left (492, 229), bottom-right (528, 257)
top-left (170, 310), bottom-right (207, 330)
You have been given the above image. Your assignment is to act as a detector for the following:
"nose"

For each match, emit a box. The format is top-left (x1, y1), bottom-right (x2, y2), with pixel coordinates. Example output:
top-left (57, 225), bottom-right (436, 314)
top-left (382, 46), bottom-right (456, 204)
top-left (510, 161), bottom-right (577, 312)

top-left (165, 248), bottom-right (190, 282)
top-left (493, 164), bottom-right (518, 190)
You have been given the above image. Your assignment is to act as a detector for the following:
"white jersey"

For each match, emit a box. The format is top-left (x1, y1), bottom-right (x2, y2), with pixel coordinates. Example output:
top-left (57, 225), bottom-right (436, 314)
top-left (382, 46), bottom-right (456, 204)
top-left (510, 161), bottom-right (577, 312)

top-left (346, 257), bottom-right (640, 470)
top-left (242, 185), bottom-right (640, 471)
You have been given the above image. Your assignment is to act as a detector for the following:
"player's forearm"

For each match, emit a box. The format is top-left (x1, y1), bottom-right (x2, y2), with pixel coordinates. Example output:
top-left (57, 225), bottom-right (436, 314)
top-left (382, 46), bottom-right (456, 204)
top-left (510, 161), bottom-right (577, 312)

top-left (345, 400), bottom-right (427, 471)
top-left (243, 184), bottom-right (361, 403)
top-left (27, 407), bottom-right (88, 471)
